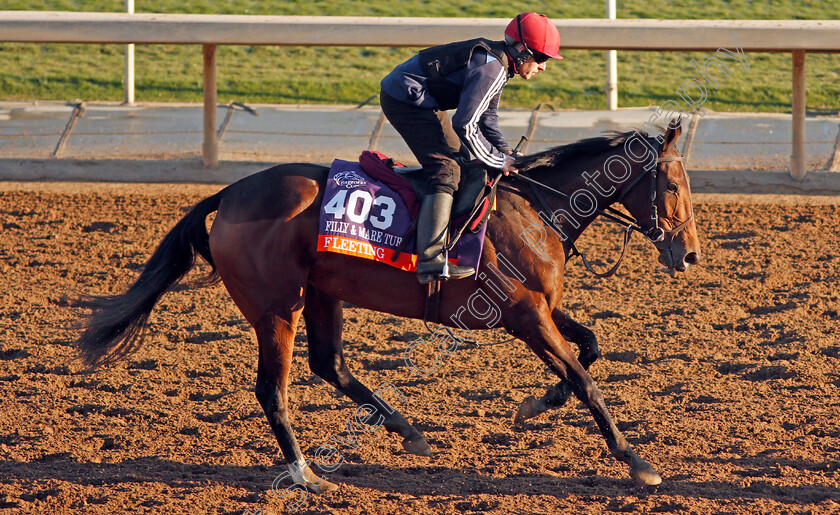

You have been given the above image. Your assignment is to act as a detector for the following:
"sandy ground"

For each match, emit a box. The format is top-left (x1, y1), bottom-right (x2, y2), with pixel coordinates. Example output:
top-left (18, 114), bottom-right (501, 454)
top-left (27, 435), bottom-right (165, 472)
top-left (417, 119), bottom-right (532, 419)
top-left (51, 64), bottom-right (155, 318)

top-left (1, 181), bottom-right (839, 514)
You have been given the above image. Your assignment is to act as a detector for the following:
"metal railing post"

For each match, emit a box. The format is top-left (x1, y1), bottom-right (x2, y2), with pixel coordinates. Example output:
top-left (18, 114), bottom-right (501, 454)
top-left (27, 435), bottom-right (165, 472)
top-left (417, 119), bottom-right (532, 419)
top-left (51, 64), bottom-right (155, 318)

top-left (791, 50), bottom-right (806, 180)
top-left (202, 44), bottom-right (219, 167)
top-left (124, 0), bottom-right (135, 104)
top-left (606, 0), bottom-right (618, 110)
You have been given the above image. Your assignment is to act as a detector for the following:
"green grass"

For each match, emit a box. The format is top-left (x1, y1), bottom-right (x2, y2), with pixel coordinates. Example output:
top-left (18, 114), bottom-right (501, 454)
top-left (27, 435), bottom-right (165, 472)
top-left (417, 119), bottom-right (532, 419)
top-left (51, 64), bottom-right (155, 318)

top-left (1, 1), bottom-right (839, 112)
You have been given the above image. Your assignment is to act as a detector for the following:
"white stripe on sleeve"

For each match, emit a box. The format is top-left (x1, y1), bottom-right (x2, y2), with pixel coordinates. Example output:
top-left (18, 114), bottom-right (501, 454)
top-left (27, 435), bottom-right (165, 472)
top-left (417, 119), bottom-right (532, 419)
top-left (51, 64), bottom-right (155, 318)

top-left (464, 67), bottom-right (507, 168)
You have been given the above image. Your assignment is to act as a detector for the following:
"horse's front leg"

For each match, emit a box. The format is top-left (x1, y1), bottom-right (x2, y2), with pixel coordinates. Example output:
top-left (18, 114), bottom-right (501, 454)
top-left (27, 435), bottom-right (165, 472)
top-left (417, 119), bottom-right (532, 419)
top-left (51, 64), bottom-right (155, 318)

top-left (510, 310), bottom-right (661, 486)
top-left (515, 309), bottom-right (599, 424)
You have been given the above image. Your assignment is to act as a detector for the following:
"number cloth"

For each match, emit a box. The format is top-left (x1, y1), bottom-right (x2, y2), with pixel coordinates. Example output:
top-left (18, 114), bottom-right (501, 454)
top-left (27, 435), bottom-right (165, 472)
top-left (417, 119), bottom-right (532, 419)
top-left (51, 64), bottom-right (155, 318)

top-left (318, 159), bottom-right (487, 272)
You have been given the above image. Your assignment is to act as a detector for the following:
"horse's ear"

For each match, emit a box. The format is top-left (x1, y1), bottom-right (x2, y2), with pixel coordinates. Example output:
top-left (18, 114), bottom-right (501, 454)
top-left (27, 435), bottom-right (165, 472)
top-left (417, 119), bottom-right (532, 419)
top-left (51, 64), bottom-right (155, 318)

top-left (663, 117), bottom-right (683, 152)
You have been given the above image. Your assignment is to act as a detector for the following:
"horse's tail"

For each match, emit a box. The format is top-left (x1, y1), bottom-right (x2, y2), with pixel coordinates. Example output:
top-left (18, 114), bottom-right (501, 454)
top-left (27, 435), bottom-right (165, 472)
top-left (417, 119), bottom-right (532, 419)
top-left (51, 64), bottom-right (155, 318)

top-left (77, 192), bottom-right (223, 367)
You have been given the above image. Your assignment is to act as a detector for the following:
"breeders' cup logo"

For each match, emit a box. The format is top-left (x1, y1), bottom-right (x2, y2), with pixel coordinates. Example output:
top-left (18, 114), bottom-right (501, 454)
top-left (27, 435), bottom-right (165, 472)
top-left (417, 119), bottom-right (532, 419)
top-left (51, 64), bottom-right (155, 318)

top-left (333, 171), bottom-right (367, 189)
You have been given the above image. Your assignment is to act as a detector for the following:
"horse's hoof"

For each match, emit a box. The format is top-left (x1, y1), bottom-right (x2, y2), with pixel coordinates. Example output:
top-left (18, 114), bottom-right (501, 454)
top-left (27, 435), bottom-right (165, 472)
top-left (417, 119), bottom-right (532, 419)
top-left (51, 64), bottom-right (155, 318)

top-left (308, 479), bottom-right (340, 494)
top-left (514, 396), bottom-right (543, 424)
top-left (630, 466), bottom-right (662, 486)
top-left (402, 436), bottom-right (432, 456)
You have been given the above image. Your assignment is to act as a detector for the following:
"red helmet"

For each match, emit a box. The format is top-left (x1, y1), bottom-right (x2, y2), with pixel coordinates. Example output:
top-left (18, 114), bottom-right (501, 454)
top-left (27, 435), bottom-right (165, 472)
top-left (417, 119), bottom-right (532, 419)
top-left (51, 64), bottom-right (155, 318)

top-left (504, 12), bottom-right (563, 60)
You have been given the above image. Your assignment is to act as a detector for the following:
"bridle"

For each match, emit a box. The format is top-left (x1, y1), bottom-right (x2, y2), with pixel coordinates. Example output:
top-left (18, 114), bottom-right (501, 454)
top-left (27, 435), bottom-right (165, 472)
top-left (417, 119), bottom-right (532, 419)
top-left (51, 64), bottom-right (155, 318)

top-left (510, 142), bottom-right (693, 278)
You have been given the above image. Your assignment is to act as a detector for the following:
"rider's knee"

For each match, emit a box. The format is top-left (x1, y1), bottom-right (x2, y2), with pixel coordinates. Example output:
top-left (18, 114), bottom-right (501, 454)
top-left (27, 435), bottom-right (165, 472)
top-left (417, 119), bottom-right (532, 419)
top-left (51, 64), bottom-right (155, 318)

top-left (427, 159), bottom-right (460, 195)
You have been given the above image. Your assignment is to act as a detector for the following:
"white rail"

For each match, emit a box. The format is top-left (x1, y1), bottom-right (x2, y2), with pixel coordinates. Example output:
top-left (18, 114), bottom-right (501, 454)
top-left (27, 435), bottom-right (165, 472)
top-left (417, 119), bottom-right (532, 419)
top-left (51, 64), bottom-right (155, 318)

top-left (2, 11), bottom-right (839, 176)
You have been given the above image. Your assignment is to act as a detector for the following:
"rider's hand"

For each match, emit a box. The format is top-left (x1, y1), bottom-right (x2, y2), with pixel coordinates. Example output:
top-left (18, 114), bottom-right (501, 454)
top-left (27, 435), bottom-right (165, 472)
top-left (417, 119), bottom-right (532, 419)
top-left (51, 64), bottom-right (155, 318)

top-left (502, 154), bottom-right (518, 176)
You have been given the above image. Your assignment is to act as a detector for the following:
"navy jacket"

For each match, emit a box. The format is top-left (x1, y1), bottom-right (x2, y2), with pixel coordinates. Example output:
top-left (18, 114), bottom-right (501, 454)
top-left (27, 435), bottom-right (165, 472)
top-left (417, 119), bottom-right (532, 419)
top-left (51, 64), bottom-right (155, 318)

top-left (381, 42), bottom-right (512, 170)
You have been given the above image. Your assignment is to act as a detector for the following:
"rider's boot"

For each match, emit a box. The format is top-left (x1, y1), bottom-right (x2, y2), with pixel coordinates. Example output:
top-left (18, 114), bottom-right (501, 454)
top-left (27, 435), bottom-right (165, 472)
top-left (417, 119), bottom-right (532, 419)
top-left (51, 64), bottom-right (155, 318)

top-left (416, 192), bottom-right (475, 284)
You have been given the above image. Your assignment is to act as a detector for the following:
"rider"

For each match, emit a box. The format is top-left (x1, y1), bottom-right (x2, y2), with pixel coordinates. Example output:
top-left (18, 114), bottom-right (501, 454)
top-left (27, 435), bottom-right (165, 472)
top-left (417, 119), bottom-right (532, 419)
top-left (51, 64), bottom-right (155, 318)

top-left (379, 12), bottom-right (563, 284)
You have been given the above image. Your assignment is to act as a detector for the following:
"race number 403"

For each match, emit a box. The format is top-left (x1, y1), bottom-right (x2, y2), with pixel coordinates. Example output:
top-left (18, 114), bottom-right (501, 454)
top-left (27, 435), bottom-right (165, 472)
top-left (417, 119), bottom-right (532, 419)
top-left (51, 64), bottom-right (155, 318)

top-left (324, 189), bottom-right (396, 230)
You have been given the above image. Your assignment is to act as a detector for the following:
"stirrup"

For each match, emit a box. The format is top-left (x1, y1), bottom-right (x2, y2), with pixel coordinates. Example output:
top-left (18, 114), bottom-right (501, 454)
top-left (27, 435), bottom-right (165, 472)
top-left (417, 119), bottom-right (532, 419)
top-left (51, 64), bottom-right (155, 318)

top-left (439, 259), bottom-right (450, 280)
top-left (440, 247), bottom-right (475, 279)
top-left (416, 261), bottom-right (474, 284)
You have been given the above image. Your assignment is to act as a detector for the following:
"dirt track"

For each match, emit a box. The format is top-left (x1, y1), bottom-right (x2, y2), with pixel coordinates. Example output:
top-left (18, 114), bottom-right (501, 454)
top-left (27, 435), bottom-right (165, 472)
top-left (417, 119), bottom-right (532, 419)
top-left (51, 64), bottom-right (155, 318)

top-left (1, 181), bottom-right (839, 515)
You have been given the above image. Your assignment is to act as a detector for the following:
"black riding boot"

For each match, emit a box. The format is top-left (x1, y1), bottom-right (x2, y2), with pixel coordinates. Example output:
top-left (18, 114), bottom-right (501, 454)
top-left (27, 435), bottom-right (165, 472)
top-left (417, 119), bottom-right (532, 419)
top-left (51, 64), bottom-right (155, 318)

top-left (416, 192), bottom-right (475, 284)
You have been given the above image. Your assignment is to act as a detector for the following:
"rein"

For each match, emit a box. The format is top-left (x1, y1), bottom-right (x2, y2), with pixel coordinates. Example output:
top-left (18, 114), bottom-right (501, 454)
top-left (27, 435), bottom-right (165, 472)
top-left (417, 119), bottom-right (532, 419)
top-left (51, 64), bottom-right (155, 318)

top-left (510, 149), bottom-right (686, 278)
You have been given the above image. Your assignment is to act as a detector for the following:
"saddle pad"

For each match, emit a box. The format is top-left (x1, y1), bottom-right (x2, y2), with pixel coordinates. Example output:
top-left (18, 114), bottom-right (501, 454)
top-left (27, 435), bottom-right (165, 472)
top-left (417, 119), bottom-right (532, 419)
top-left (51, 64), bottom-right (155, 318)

top-left (318, 159), bottom-right (487, 273)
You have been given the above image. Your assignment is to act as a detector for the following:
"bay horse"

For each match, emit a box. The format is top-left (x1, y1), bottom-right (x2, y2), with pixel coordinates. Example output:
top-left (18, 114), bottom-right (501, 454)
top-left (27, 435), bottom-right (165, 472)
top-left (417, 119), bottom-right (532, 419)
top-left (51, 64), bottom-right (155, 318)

top-left (77, 120), bottom-right (699, 493)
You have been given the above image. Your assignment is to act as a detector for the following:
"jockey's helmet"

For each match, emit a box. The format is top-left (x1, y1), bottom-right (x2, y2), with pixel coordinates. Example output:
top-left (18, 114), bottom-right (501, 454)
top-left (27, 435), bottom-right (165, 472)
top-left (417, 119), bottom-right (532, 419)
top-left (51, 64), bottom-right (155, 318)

top-left (504, 12), bottom-right (563, 64)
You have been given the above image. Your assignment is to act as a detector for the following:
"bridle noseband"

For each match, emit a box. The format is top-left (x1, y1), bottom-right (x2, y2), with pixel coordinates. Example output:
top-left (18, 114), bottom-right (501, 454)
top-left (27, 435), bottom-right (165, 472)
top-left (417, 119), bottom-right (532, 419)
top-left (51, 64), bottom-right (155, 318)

top-left (511, 144), bottom-right (692, 277)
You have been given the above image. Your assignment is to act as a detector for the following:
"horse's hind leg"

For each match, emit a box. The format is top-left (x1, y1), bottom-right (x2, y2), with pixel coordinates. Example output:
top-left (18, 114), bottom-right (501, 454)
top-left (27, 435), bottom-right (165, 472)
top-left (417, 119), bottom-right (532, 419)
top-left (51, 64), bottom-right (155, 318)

top-left (303, 287), bottom-right (431, 456)
top-left (515, 309), bottom-right (600, 424)
top-left (254, 310), bottom-right (338, 494)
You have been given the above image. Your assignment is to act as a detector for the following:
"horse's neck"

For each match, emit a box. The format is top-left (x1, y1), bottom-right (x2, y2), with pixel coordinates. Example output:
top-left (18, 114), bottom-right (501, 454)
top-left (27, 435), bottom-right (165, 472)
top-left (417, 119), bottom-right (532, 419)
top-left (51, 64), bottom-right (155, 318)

top-left (526, 150), bottom-right (644, 246)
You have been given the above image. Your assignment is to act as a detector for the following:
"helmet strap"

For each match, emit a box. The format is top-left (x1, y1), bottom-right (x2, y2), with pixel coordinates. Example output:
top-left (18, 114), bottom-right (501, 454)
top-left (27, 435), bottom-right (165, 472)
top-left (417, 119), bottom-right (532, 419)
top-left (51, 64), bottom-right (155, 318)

top-left (513, 14), bottom-right (534, 68)
top-left (507, 42), bottom-right (532, 70)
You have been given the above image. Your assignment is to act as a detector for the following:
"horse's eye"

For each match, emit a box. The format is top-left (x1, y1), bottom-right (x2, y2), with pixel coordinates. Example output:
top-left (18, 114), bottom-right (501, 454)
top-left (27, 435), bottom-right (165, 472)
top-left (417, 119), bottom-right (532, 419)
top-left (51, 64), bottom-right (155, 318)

top-left (667, 182), bottom-right (678, 193)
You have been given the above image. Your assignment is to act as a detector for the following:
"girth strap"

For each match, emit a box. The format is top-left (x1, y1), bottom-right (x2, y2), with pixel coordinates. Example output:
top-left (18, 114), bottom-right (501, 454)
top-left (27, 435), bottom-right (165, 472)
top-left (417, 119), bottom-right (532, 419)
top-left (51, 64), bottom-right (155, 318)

top-left (424, 280), bottom-right (442, 325)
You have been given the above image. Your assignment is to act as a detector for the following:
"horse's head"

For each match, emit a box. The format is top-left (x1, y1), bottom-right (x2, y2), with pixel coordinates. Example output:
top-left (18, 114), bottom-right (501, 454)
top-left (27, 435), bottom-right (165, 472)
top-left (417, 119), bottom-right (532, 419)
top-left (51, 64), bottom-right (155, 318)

top-left (620, 119), bottom-right (701, 272)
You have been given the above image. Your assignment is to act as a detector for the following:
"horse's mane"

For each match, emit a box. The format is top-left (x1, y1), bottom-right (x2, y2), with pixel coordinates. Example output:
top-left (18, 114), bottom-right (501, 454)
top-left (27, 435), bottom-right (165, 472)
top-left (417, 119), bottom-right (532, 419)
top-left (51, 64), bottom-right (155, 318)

top-left (516, 129), bottom-right (652, 173)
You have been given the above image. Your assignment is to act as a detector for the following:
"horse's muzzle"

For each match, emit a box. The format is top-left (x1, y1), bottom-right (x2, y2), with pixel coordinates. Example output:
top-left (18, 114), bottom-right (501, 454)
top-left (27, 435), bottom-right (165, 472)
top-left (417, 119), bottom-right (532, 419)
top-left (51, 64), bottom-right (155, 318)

top-left (659, 247), bottom-right (700, 272)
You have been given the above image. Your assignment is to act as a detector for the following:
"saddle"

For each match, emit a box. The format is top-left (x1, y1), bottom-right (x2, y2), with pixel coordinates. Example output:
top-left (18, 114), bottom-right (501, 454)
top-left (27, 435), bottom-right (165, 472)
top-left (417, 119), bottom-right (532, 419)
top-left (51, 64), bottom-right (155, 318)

top-left (358, 151), bottom-right (495, 236)
top-left (394, 160), bottom-right (488, 220)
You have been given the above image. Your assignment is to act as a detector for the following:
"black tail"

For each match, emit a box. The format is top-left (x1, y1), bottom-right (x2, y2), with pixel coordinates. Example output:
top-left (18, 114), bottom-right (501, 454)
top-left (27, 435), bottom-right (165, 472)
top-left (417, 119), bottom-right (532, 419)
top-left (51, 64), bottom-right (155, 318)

top-left (77, 192), bottom-right (223, 367)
